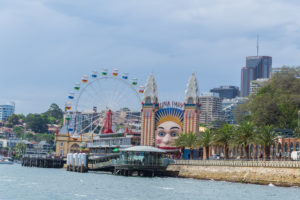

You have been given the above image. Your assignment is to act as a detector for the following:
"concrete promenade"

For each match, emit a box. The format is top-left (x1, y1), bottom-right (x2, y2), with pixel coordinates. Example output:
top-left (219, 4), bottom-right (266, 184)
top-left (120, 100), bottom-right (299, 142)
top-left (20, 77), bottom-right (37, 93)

top-left (166, 160), bottom-right (300, 186)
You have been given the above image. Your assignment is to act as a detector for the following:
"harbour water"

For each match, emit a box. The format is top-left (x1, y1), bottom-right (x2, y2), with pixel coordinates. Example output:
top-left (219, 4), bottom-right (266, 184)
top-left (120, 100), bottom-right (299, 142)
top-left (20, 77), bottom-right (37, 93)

top-left (1, 164), bottom-right (300, 200)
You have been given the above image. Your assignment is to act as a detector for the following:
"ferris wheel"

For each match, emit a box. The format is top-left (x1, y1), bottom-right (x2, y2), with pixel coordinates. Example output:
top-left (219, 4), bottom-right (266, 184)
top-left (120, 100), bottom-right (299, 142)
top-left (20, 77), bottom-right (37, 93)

top-left (62, 69), bottom-right (144, 137)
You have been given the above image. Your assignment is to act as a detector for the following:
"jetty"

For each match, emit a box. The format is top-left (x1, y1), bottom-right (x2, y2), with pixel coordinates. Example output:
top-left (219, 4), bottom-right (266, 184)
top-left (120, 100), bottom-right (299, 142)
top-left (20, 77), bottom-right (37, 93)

top-left (22, 155), bottom-right (64, 168)
top-left (65, 146), bottom-right (172, 176)
top-left (113, 146), bottom-right (171, 177)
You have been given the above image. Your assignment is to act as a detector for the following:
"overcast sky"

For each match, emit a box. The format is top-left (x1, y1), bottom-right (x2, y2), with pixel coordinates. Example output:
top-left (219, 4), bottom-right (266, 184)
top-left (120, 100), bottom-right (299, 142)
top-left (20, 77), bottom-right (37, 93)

top-left (1, 0), bottom-right (300, 114)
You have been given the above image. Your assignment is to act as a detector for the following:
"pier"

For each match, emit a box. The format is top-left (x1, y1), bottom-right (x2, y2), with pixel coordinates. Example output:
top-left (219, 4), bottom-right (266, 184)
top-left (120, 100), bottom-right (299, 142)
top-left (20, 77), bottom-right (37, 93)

top-left (22, 156), bottom-right (64, 168)
top-left (113, 146), bottom-right (171, 177)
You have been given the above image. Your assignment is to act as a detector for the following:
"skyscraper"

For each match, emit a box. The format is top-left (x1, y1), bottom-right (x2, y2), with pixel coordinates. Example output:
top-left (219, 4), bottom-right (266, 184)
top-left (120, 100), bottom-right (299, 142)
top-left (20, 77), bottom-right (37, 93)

top-left (199, 92), bottom-right (222, 124)
top-left (210, 86), bottom-right (239, 99)
top-left (241, 56), bottom-right (272, 97)
top-left (0, 104), bottom-right (15, 122)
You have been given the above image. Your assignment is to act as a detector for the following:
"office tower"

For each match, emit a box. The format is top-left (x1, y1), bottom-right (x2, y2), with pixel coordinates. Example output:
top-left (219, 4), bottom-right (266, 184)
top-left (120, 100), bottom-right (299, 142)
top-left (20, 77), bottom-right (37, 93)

top-left (210, 86), bottom-right (239, 99)
top-left (241, 56), bottom-right (272, 97)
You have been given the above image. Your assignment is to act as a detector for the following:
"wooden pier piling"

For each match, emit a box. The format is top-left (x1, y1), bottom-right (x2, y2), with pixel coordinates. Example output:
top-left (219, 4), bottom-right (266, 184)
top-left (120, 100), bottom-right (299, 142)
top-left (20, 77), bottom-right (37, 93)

top-left (22, 156), bottom-right (64, 168)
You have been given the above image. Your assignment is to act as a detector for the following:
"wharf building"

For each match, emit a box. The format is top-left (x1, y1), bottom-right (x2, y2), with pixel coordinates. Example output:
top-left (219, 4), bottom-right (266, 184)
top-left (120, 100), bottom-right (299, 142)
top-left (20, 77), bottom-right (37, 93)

top-left (199, 92), bottom-right (222, 124)
top-left (0, 104), bottom-right (15, 122)
top-left (241, 56), bottom-right (272, 97)
top-left (210, 86), bottom-right (239, 99)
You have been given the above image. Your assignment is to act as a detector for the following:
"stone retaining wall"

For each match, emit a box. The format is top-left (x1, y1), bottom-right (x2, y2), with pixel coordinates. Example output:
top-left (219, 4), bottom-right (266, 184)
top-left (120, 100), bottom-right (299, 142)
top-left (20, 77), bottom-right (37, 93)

top-left (166, 164), bottom-right (300, 187)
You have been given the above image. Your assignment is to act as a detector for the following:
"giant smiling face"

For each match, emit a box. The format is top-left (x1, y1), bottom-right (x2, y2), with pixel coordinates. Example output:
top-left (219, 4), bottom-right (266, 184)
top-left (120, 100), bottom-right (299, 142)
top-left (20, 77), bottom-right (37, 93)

top-left (155, 121), bottom-right (182, 149)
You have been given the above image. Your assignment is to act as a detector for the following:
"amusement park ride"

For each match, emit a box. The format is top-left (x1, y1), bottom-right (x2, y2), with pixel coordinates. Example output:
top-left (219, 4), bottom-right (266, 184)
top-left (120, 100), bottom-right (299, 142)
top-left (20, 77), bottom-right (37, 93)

top-left (55, 69), bottom-right (202, 159)
top-left (55, 69), bottom-right (144, 157)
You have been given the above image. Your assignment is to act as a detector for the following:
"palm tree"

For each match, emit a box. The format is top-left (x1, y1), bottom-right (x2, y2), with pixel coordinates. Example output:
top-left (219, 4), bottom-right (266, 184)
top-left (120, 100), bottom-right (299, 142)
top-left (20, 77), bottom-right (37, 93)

top-left (294, 127), bottom-right (300, 138)
top-left (175, 132), bottom-right (199, 159)
top-left (234, 121), bottom-right (255, 159)
top-left (256, 125), bottom-right (277, 160)
top-left (213, 124), bottom-right (234, 159)
top-left (199, 129), bottom-right (213, 160)
top-left (175, 133), bottom-right (187, 158)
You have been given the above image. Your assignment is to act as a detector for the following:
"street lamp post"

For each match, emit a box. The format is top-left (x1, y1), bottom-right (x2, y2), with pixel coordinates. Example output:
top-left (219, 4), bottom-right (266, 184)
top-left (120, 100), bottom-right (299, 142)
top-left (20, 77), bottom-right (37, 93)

top-left (298, 110), bottom-right (300, 127)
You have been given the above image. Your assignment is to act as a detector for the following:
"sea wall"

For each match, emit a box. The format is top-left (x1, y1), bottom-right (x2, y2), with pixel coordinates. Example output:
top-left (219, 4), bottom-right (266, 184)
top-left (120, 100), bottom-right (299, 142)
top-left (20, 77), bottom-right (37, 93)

top-left (166, 164), bottom-right (300, 187)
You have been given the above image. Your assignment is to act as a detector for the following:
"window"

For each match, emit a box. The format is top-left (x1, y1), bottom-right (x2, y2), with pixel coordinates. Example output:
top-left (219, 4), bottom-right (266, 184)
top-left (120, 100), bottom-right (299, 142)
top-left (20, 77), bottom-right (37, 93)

top-left (60, 150), bottom-right (63, 156)
top-left (278, 143), bottom-right (282, 152)
top-left (145, 97), bottom-right (151, 104)
top-left (60, 142), bottom-right (64, 147)
top-left (187, 97), bottom-right (193, 104)
top-left (284, 142), bottom-right (288, 152)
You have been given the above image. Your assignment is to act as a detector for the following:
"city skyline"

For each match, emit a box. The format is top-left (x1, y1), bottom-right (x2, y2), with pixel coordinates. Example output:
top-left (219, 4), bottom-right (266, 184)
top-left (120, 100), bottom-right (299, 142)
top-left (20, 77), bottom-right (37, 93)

top-left (1, 0), bottom-right (300, 114)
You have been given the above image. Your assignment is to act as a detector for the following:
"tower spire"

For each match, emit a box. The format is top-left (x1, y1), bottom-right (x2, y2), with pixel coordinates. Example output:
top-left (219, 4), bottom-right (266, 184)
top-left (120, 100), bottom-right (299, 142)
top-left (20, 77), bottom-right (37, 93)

top-left (183, 73), bottom-right (200, 135)
top-left (142, 72), bottom-right (158, 104)
top-left (184, 72), bottom-right (199, 104)
top-left (257, 34), bottom-right (259, 56)
top-left (141, 73), bottom-right (159, 146)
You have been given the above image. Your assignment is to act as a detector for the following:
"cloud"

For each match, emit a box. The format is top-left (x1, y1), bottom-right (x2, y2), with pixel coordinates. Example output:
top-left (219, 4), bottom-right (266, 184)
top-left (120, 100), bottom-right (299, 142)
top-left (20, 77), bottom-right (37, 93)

top-left (0, 0), bottom-right (300, 114)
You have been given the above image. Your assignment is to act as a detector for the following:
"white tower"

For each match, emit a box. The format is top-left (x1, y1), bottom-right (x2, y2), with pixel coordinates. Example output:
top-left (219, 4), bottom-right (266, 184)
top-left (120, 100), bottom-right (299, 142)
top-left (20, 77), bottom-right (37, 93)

top-left (183, 73), bottom-right (200, 134)
top-left (141, 73), bottom-right (159, 146)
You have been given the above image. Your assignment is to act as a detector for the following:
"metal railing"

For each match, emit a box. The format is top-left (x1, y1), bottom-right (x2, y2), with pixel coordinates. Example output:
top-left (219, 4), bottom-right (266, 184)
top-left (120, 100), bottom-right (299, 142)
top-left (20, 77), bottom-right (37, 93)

top-left (173, 159), bottom-right (300, 168)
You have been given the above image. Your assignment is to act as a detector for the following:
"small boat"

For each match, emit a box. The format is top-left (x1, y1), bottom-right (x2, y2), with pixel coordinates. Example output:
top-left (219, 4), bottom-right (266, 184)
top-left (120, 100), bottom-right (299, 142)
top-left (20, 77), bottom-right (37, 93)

top-left (0, 157), bottom-right (14, 164)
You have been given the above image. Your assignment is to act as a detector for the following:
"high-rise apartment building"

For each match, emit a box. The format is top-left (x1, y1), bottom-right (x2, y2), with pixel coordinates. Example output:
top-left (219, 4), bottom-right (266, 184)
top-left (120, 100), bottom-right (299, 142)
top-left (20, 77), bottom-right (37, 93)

top-left (249, 78), bottom-right (269, 95)
top-left (210, 86), bottom-right (239, 99)
top-left (222, 97), bottom-right (248, 124)
top-left (241, 56), bottom-right (272, 97)
top-left (199, 92), bottom-right (222, 124)
top-left (0, 104), bottom-right (15, 122)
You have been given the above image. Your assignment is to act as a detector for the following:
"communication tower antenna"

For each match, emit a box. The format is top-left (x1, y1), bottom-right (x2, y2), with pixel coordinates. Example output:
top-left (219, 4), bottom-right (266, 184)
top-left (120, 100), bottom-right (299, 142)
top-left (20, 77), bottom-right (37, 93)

top-left (256, 34), bottom-right (259, 56)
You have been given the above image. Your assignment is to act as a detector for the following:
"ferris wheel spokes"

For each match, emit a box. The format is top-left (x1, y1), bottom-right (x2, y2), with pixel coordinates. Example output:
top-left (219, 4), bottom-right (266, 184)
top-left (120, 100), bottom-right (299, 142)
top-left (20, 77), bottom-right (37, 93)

top-left (64, 69), bottom-right (143, 136)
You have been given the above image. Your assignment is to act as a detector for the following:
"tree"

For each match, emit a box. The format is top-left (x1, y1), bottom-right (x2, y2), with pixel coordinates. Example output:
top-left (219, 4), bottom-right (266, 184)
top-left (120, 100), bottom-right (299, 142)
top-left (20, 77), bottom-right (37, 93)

top-left (8, 114), bottom-right (20, 125)
top-left (248, 67), bottom-right (300, 129)
top-left (233, 101), bottom-right (251, 124)
top-left (175, 134), bottom-right (187, 158)
top-left (234, 121), bottom-right (256, 159)
top-left (24, 132), bottom-right (35, 141)
top-left (211, 119), bottom-right (226, 128)
top-left (213, 124), bottom-right (235, 159)
top-left (175, 132), bottom-right (199, 159)
top-left (199, 129), bottom-right (213, 160)
top-left (13, 126), bottom-right (25, 139)
top-left (25, 114), bottom-right (48, 133)
top-left (43, 103), bottom-right (63, 121)
top-left (15, 142), bottom-right (26, 159)
top-left (17, 114), bottom-right (26, 121)
top-left (256, 125), bottom-right (277, 160)
top-left (294, 127), bottom-right (300, 138)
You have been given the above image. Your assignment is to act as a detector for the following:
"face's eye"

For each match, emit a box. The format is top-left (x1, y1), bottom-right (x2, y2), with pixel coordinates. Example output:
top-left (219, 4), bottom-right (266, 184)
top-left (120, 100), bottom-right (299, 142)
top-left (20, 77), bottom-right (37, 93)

top-left (171, 132), bottom-right (178, 137)
top-left (158, 132), bottom-right (165, 137)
